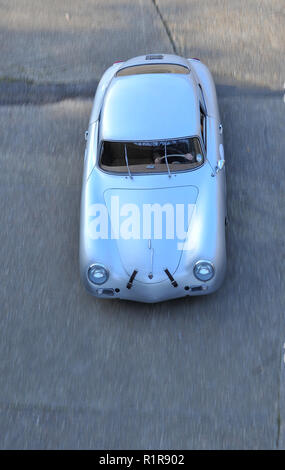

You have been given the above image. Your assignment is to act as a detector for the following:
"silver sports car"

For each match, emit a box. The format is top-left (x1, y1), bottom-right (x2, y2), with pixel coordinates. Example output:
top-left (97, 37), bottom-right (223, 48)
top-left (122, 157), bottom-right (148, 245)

top-left (80, 54), bottom-right (227, 303)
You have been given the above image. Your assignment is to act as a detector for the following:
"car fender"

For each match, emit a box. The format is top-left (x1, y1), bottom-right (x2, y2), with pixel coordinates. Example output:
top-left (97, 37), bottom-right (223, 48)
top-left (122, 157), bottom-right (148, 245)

top-left (83, 120), bottom-right (99, 181)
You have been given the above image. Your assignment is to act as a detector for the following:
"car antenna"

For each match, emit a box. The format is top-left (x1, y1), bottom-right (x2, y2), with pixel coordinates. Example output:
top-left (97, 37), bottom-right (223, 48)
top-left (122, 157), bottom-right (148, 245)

top-left (164, 143), bottom-right (171, 178)
top-left (124, 144), bottom-right (133, 179)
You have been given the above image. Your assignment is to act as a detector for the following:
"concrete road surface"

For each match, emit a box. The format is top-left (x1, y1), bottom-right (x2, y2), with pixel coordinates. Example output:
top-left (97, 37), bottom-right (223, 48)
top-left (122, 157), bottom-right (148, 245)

top-left (0, 0), bottom-right (284, 449)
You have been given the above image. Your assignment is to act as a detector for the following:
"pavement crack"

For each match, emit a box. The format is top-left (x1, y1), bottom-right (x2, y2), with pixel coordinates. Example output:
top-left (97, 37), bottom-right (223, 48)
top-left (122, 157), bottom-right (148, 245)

top-left (151, 0), bottom-right (178, 54)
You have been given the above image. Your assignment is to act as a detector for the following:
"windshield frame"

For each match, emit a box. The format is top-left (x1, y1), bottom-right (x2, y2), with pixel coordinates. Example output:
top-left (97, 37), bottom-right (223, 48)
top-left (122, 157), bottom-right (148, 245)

top-left (97, 135), bottom-right (206, 176)
top-left (115, 63), bottom-right (190, 77)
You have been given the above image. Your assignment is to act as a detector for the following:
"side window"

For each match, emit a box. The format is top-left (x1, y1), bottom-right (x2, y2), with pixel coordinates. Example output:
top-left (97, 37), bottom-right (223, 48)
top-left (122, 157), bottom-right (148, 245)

top-left (198, 84), bottom-right (207, 114)
top-left (198, 84), bottom-right (207, 150)
top-left (200, 105), bottom-right (206, 148)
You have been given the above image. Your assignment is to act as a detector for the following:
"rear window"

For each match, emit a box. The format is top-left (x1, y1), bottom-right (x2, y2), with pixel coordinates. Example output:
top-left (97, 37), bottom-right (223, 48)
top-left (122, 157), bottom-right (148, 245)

top-left (100, 138), bottom-right (204, 174)
top-left (116, 64), bottom-right (189, 77)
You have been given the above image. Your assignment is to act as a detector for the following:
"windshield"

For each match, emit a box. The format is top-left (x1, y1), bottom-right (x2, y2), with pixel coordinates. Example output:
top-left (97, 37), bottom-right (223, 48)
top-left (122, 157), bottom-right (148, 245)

top-left (100, 137), bottom-right (204, 174)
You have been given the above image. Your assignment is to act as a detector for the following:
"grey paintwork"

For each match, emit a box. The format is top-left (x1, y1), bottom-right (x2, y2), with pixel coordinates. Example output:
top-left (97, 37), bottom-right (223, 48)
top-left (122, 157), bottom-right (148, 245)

top-left (100, 73), bottom-right (200, 141)
top-left (80, 54), bottom-right (227, 302)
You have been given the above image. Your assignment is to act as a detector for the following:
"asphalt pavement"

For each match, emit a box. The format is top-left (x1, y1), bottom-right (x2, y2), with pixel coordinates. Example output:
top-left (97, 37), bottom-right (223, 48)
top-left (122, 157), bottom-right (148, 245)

top-left (0, 0), bottom-right (284, 449)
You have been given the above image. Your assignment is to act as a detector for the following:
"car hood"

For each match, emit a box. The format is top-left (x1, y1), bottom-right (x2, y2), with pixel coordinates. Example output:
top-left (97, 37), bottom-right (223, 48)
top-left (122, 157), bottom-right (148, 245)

top-left (104, 186), bottom-right (198, 283)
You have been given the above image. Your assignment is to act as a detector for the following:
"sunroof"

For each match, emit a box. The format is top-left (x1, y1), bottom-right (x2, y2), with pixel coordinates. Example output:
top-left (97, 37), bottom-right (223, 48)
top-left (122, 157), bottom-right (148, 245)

top-left (116, 64), bottom-right (190, 77)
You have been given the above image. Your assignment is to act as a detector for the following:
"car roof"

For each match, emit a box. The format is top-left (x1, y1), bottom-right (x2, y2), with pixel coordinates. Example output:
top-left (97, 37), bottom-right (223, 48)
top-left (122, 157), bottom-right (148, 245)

top-left (100, 63), bottom-right (200, 142)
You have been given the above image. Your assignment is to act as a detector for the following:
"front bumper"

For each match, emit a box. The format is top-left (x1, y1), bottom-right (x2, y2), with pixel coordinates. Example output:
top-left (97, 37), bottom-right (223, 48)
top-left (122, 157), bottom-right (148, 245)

top-left (82, 268), bottom-right (226, 303)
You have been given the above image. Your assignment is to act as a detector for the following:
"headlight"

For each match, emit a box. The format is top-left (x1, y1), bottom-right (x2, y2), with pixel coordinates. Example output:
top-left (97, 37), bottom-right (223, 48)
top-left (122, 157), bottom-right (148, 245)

top-left (88, 264), bottom-right (109, 285)
top-left (193, 260), bottom-right (214, 281)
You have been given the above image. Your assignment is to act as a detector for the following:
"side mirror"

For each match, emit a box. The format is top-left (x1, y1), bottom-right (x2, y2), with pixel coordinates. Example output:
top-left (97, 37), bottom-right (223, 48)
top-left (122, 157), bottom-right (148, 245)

top-left (85, 130), bottom-right (89, 141)
top-left (217, 159), bottom-right (225, 171)
top-left (216, 144), bottom-right (225, 173)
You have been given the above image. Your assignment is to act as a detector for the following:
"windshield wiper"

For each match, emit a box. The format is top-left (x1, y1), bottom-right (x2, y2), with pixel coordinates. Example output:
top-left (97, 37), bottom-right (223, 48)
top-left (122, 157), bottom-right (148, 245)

top-left (124, 144), bottom-right (133, 179)
top-left (164, 143), bottom-right (171, 178)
